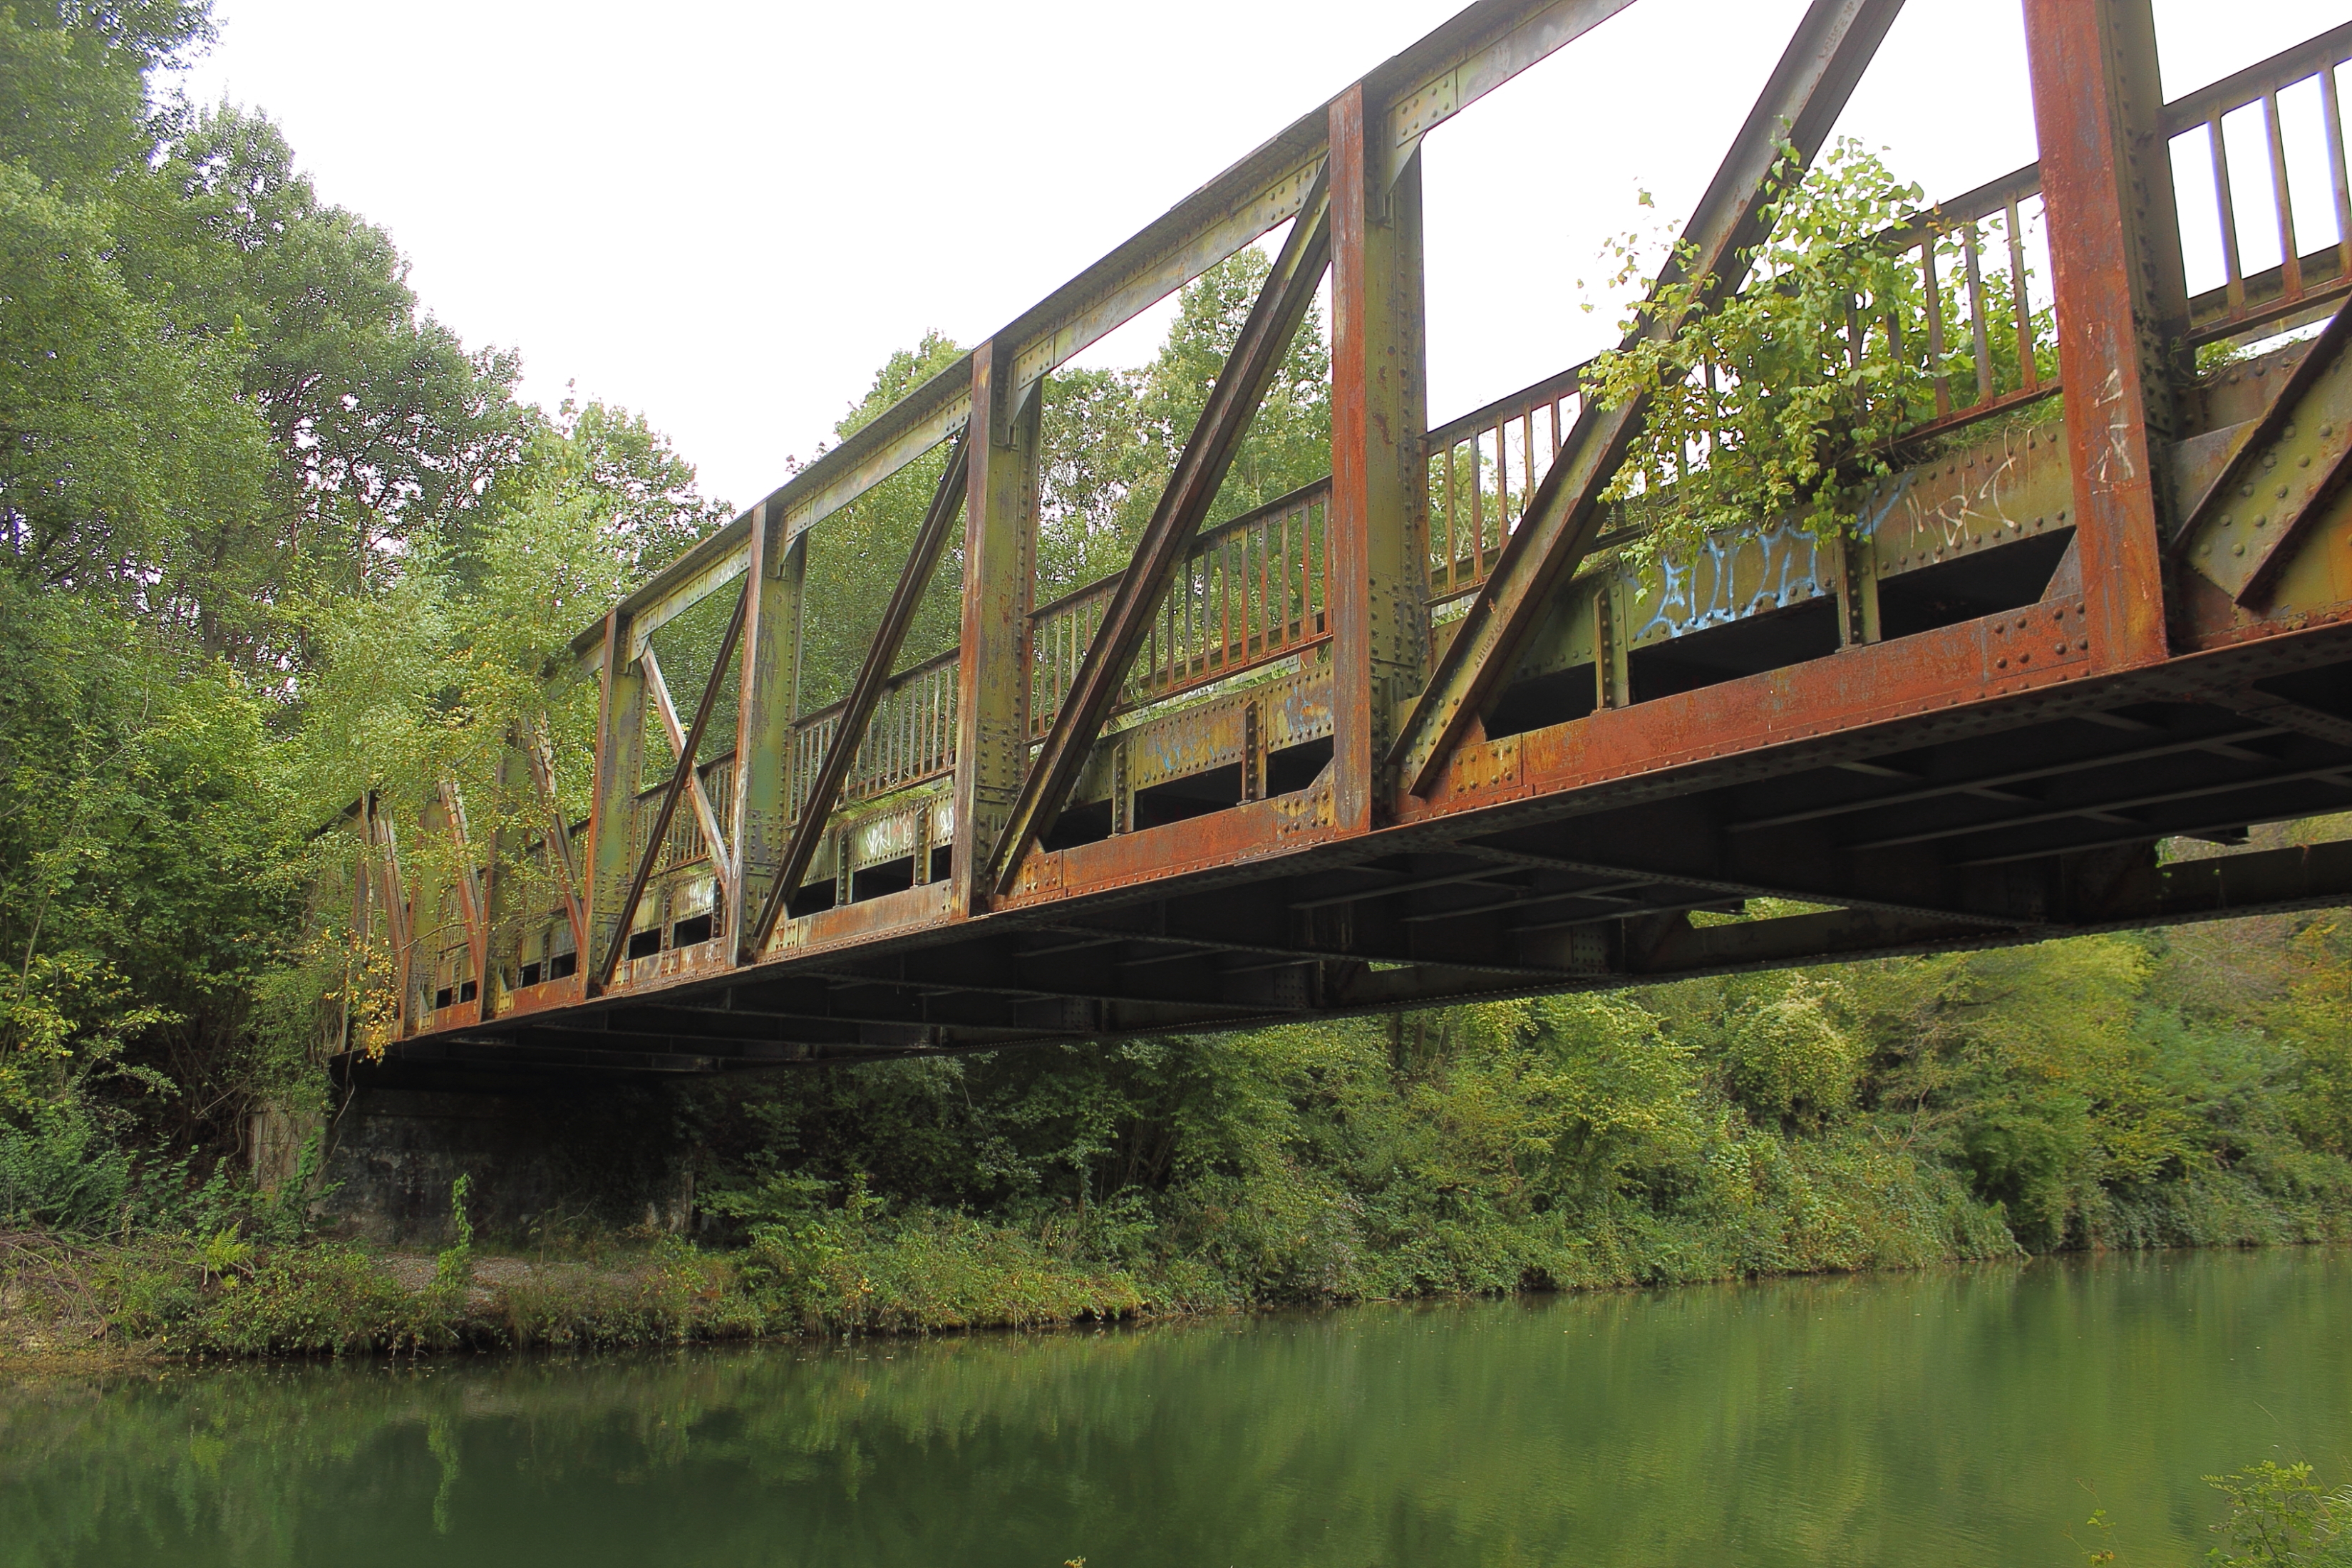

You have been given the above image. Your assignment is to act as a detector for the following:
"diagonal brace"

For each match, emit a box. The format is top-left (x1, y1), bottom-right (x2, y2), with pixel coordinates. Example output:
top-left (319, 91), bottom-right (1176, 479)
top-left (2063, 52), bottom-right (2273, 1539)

top-left (641, 643), bottom-right (736, 906)
top-left (987, 166), bottom-right (1336, 898)
top-left (591, 579), bottom-right (750, 990)
top-left (520, 715), bottom-right (592, 971)
top-left (2174, 296), bottom-right (2352, 602)
top-left (743, 429), bottom-right (971, 959)
top-left (1391, 0), bottom-right (1905, 796)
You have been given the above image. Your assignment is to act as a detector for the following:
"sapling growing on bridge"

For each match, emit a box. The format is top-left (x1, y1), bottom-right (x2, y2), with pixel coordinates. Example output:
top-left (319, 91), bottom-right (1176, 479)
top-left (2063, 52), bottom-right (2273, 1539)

top-left (1582, 138), bottom-right (2056, 567)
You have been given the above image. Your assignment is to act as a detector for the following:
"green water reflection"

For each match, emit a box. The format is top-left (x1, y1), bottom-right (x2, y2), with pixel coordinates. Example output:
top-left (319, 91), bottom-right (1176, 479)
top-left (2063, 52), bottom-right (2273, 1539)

top-left (4, 1249), bottom-right (2349, 1566)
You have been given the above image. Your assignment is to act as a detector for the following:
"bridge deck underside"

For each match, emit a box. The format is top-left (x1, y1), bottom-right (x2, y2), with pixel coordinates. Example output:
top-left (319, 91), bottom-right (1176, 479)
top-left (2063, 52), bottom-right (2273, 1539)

top-left (371, 617), bottom-right (2352, 1085)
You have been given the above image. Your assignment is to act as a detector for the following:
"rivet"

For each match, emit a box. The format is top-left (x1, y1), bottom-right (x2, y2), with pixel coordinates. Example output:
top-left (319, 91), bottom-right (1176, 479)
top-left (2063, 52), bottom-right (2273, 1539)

top-left (1996, 656), bottom-right (2008, 669)
top-left (2076, 638), bottom-right (2088, 651)
top-left (2235, 542), bottom-right (2247, 555)
top-left (2058, 510), bottom-right (2069, 522)
top-left (2053, 643), bottom-right (2068, 656)
top-left (2243, 484), bottom-right (2257, 497)
top-left (2301, 455), bottom-right (2313, 468)
top-left (2326, 425), bottom-right (2336, 439)
top-left (2279, 485), bottom-right (2291, 498)
top-left (2257, 515), bottom-right (2269, 527)
top-left (2286, 423), bottom-right (2299, 439)
top-left (2223, 513), bottom-right (2234, 527)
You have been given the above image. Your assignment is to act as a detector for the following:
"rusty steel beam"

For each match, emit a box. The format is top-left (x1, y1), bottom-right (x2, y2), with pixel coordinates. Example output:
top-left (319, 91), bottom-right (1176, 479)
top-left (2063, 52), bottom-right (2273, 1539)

top-left (591, 582), bottom-right (748, 991)
top-left (2022, 0), bottom-right (2187, 673)
top-left (520, 716), bottom-right (591, 970)
top-left (2175, 300), bottom-right (2352, 603)
top-left (731, 502), bottom-right (805, 959)
top-left (1392, 0), bottom-right (1906, 797)
top-left (987, 167), bottom-right (1335, 898)
top-left (639, 643), bottom-right (734, 907)
top-left (1726, 724), bottom-right (2293, 834)
top-left (950, 343), bottom-right (1041, 920)
top-left (745, 431), bottom-right (971, 958)
top-left (433, 780), bottom-right (490, 1022)
top-left (365, 797), bottom-right (416, 1033)
top-left (583, 611), bottom-right (644, 999)
top-left (1330, 89), bottom-right (1431, 833)
top-left (570, 0), bottom-right (1643, 670)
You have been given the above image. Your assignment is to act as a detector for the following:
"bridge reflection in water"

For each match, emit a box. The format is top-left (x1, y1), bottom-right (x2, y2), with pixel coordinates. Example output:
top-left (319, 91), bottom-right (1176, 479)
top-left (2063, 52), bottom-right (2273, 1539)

top-left (323, 1), bottom-right (2352, 1083)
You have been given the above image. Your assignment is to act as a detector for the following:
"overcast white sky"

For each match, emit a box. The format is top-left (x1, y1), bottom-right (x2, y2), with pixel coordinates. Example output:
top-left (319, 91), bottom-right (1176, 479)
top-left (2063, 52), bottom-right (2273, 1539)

top-left (180, 1), bottom-right (2347, 513)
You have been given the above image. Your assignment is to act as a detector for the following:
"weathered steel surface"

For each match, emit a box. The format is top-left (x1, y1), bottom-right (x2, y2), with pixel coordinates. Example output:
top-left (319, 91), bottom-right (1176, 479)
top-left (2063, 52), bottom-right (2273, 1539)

top-left (987, 169), bottom-right (1335, 894)
top-left (1391, 0), bottom-right (1907, 797)
top-left (327, 4), bottom-right (2352, 1088)
top-left (745, 432), bottom-right (969, 957)
top-left (2023, 0), bottom-right (2182, 674)
top-left (591, 582), bottom-right (747, 990)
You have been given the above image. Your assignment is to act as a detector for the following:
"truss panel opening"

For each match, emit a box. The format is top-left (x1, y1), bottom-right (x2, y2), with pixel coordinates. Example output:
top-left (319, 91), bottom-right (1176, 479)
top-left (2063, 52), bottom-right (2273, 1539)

top-left (1877, 529), bottom-right (2074, 640)
top-left (1484, 664), bottom-right (1599, 741)
top-left (1629, 601), bottom-right (1842, 703)
top-left (852, 855), bottom-right (917, 902)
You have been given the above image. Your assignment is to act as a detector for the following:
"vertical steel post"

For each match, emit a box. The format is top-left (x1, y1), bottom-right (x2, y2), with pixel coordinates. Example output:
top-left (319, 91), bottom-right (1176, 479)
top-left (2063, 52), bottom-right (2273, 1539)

top-left (732, 501), bottom-right (807, 961)
top-left (2023, 0), bottom-right (2189, 671)
top-left (951, 340), bottom-right (1040, 917)
top-left (478, 741), bottom-right (532, 1019)
top-left (584, 609), bottom-right (646, 991)
top-left (1329, 86), bottom-right (1430, 832)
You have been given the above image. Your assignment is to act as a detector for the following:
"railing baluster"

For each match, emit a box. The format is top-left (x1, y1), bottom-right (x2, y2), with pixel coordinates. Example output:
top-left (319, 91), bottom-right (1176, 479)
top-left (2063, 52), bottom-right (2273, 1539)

top-left (1469, 433), bottom-right (1485, 581)
top-left (1494, 422), bottom-right (1510, 536)
top-left (1923, 238), bottom-right (1952, 418)
top-left (2212, 113), bottom-right (2247, 314)
top-left (2325, 62), bottom-right (2352, 282)
top-left (2006, 198), bottom-right (2038, 391)
top-left (1522, 407), bottom-right (1537, 515)
top-left (2266, 87), bottom-right (2304, 299)
top-left (1430, 444), bottom-right (1448, 597)
top-left (1962, 222), bottom-right (1994, 406)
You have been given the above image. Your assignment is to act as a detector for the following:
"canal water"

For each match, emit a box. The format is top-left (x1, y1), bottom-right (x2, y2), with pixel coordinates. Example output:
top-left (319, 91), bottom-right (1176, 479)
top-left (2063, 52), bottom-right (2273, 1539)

top-left (4, 1247), bottom-right (2348, 1566)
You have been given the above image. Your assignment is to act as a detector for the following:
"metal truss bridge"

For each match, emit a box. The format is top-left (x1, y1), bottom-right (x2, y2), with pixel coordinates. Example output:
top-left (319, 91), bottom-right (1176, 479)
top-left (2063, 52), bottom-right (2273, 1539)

top-left (332, 0), bottom-right (2352, 1085)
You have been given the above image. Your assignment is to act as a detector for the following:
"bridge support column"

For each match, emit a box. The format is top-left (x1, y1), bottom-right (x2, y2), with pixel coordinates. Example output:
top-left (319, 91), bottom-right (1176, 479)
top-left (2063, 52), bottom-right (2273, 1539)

top-left (584, 607), bottom-right (646, 989)
top-left (732, 501), bottom-right (805, 959)
top-left (2023, 0), bottom-right (2190, 674)
top-left (1329, 84), bottom-right (1430, 833)
top-left (314, 1084), bottom-right (692, 1245)
top-left (951, 341), bottom-right (1040, 916)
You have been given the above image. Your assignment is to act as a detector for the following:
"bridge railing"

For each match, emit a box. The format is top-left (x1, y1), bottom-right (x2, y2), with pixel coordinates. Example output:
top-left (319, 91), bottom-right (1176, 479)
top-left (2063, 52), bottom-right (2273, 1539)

top-left (636, 755), bottom-right (736, 873)
top-left (777, 483), bottom-right (1340, 826)
top-left (2169, 21), bottom-right (2352, 346)
top-left (1426, 365), bottom-right (1585, 611)
top-left (789, 650), bottom-right (961, 821)
top-left (1028, 478), bottom-right (1334, 738)
top-left (1422, 169), bottom-right (2063, 613)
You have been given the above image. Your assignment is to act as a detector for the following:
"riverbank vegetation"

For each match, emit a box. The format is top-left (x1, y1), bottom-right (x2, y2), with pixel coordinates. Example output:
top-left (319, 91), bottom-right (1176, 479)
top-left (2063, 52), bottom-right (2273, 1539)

top-left (13, 911), bottom-right (2352, 1359)
top-left (9, 1), bottom-right (2352, 1365)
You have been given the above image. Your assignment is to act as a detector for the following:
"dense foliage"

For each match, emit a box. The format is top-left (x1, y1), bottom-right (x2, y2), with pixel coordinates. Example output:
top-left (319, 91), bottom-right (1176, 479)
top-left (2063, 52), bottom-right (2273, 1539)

top-left (6, 1), bottom-right (2352, 1361)
top-left (1583, 138), bottom-right (2053, 562)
